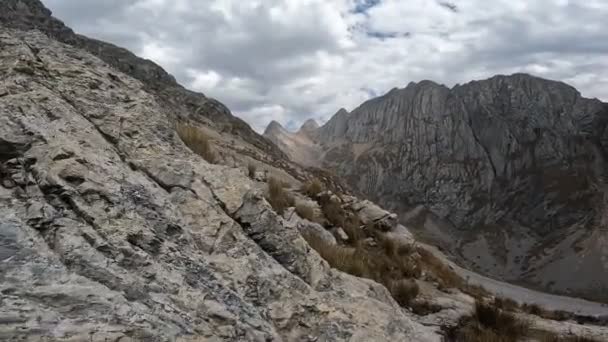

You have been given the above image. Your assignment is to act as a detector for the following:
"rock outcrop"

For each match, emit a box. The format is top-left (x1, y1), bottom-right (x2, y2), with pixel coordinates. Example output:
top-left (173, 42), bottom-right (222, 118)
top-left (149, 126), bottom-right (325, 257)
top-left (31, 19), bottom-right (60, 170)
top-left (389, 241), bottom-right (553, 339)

top-left (263, 121), bottom-right (323, 167)
top-left (266, 75), bottom-right (608, 301)
top-left (0, 23), bottom-right (444, 341)
top-left (0, 5), bottom-right (474, 339)
top-left (0, 0), bottom-right (287, 163)
top-left (2, 1), bottom-right (607, 341)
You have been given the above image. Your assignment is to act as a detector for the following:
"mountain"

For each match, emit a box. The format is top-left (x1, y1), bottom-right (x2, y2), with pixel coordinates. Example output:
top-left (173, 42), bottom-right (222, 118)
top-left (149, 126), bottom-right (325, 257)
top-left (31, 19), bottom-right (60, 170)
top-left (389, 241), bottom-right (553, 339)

top-left (2, 1), bottom-right (608, 340)
top-left (0, 1), bottom-right (447, 340)
top-left (265, 74), bottom-right (608, 301)
top-left (263, 120), bottom-right (323, 166)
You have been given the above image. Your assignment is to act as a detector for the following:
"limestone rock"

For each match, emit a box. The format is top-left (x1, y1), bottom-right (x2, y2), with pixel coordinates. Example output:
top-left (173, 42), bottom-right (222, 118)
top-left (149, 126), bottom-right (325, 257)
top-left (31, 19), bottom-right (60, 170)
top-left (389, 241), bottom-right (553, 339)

top-left (266, 73), bottom-right (608, 300)
top-left (0, 20), bottom-right (441, 341)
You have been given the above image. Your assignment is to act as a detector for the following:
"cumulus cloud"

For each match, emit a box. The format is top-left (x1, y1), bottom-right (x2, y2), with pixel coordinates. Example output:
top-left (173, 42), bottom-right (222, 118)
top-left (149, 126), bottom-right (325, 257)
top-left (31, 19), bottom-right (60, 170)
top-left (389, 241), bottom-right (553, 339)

top-left (44, 0), bottom-right (608, 132)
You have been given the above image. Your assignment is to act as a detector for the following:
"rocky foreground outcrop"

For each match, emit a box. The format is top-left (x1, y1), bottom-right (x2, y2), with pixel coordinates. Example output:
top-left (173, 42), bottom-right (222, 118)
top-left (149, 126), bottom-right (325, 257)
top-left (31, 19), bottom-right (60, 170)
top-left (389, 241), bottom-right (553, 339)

top-left (266, 75), bottom-right (608, 301)
top-left (0, 18), bottom-right (447, 341)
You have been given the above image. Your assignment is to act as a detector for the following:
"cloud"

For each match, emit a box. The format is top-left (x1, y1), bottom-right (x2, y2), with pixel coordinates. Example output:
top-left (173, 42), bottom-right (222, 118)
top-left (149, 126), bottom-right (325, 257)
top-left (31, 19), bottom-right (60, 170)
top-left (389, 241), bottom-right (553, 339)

top-left (44, 0), bottom-right (608, 132)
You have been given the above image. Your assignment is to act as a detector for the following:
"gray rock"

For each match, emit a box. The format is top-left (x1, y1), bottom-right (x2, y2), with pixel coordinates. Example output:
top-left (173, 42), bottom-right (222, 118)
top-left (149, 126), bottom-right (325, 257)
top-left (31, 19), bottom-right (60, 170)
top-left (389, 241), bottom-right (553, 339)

top-left (284, 207), bottom-right (337, 246)
top-left (0, 22), bottom-right (441, 341)
top-left (266, 73), bottom-right (608, 300)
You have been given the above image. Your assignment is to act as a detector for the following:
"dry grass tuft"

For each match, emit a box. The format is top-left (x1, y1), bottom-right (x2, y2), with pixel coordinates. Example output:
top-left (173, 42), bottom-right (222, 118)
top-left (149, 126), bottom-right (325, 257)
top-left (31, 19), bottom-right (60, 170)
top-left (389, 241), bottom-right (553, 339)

top-left (176, 123), bottom-right (217, 163)
top-left (417, 247), bottom-right (463, 290)
top-left (266, 177), bottom-right (294, 214)
top-left (247, 163), bottom-right (256, 179)
top-left (302, 178), bottom-right (324, 198)
top-left (295, 203), bottom-right (316, 221)
top-left (539, 332), bottom-right (602, 342)
top-left (302, 231), bottom-right (421, 307)
top-left (446, 301), bottom-right (530, 342)
top-left (521, 303), bottom-right (545, 316)
top-left (321, 200), bottom-right (347, 227)
top-left (389, 279), bottom-right (420, 307)
top-left (342, 216), bottom-right (364, 244)
top-left (493, 296), bottom-right (520, 312)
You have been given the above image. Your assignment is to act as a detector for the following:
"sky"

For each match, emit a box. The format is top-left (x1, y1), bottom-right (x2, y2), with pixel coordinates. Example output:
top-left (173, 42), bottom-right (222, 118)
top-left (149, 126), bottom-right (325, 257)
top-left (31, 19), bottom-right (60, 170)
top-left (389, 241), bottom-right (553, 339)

top-left (44, 0), bottom-right (608, 132)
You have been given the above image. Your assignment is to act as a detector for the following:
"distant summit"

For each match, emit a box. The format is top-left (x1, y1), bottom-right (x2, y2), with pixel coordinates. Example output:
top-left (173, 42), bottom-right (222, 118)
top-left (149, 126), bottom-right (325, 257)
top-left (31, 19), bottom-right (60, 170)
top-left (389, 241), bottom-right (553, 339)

top-left (299, 119), bottom-right (320, 133)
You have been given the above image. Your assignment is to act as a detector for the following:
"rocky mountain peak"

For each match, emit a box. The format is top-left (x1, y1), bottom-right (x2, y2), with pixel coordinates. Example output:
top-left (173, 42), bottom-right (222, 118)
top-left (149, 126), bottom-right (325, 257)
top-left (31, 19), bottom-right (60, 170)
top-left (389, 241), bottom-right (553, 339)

top-left (271, 72), bottom-right (608, 302)
top-left (264, 120), bottom-right (286, 135)
top-left (299, 118), bottom-right (320, 133)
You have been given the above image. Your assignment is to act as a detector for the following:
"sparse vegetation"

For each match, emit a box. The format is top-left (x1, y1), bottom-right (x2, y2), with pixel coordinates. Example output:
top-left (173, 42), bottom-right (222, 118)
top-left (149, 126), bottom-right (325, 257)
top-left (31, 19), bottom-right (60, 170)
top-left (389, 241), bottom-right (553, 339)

top-left (416, 247), bottom-right (463, 290)
top-left (295, 203), bottom-right (315, 221)
top-left (389, 279), bottom-right (420, 307)
top-left (522, 303), bottom-right (545, 316)
top-left (176, 123), bottom-right (217, 163)
top-left (266, 177), bottom-right (294, 214)
top-left (539, 332), bottom-right (602, 342)
top-left (302, 178), bottom-right (324, 198)
top-left (247, 163), bottom-right (256, 179)
top-left (446, 301), bottom-right (530, 342)
top-left (302, 227), bottom-right (422, 308)
top-left (493, 296), bottom-right (520, 312)
top-left (342, 216), bottom-right (364, 244)
top-left (321, 199), bottom-right (347, 228)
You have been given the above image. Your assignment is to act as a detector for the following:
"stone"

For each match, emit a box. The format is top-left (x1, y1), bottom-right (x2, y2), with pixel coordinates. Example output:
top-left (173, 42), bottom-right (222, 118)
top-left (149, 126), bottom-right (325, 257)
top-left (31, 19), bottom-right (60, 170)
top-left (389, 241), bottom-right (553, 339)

top-left (265, 73), bottom-right (608, 300)
top-left (283, 207), bottom-right (337, 246)
top-left (0, 16), bottom-right (441, 340)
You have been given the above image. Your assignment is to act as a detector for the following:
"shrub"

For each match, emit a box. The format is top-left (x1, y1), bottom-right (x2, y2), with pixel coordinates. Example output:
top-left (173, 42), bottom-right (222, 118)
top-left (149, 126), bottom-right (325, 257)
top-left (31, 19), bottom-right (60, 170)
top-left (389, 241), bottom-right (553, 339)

top-left (342, 216), bottom-right (364, 244)
top-left (522, 303), bottom-right (545, 316)
top-left (247, 163), bottom-right (257, 179)
top-left (417, 247), bottom-right (463, 290)
top-left (379, 235), bottom-right (398, 257)
top-left (303, 232), bottom-right (367, 277)
top-left (321, 200), bottom-right (346, 227)
top-left (540, 332), bottom-right (602, 342)
top-left (295, 203), bottom-right (315, 221)
top-left (302, 178), bottom-right (324, 198)
top-left (302, 231), bottom-right (421, 307)
top-left (176, 123), bottom-right (217, 163)
top-left (266, 177), bottom-right (294, 214)
top-left (389, 279), bottom-right (420, 307)
top-left (447, 301), bottom-right (530, 342)
top-left (493, 296), bottom-right (519, 312)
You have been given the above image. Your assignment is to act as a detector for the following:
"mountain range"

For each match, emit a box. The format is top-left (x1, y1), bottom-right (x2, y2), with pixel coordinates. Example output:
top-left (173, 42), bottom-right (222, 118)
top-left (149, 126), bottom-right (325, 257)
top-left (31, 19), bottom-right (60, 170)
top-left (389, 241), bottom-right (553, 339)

top-left (2, 0), bottom-right (608, 340)
top-left (265, 74), bottom-right (608, 302)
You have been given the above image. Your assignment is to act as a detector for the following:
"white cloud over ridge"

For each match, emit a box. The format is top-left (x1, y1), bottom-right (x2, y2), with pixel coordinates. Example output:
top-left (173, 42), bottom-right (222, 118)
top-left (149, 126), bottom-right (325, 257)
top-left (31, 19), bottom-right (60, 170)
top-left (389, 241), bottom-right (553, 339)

top-left (44, 0), bottom-right (608, 132)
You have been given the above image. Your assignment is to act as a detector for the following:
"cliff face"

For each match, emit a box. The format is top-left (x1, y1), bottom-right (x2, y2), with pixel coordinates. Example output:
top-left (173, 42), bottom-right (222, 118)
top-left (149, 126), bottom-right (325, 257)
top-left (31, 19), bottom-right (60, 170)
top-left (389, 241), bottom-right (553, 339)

top-left (266, 74), bottom-right (608, 300)
top-left (321, 75), bottom-right (607, 229)
top-left (0, 24), bottom-right (441, 342)
top-left (0, 0), bottom-right (287, 162)
top-left (0, 2), bottom-right (448, 341)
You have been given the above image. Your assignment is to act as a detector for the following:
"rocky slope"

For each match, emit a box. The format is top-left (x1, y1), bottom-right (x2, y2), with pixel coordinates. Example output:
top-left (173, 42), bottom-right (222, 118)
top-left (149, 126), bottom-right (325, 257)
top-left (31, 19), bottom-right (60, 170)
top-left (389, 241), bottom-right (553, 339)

top-left (266, 75), bottom-right (608, 302)
top-left (0, 0), bottom-right (287, 163)
top-left (2, 1), bottom-right (608, 341)
top-left (0, 21), bottom-right (453, 341)
top-left (264, 120), bottom-right (323, 167)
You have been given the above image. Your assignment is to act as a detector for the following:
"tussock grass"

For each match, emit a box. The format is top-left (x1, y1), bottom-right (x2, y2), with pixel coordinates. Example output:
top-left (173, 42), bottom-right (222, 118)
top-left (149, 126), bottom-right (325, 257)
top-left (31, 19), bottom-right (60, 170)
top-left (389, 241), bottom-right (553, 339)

top-left (303, 229), bottom-right (421, 307)
top-left (176, 123), bottom-right (217, 163)
top-left (295, 203), bottom-right (315, 221)
top-left (321, 200), bottom-right (346, 227)
top-left (247, 163), bottom-right (256, 179)
top-left (417, 247), bottom-right (463, 290)
top-left (493, 296), bottom-right (519, 312)
top-left (266, 177), bottom-right (294, 214)
top-left (389, 279), bottom-right (420, 306)
top-left (539, 332), bottom-right (602, 342)
top-left (302, 178), bottom-right (324, 198)
top-left (342, 216), bottom-right (364, 244)
top-left (446, 301), bottom-right (531, 342)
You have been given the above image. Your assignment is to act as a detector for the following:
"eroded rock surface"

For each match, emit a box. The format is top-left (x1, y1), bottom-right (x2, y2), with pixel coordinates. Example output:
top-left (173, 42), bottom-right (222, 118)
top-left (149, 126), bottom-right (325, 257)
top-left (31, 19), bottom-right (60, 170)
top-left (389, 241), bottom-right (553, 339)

top-left (0, 22), bottom-right (443, 341)
top-left (266, 75), bottom-right (608, 301)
